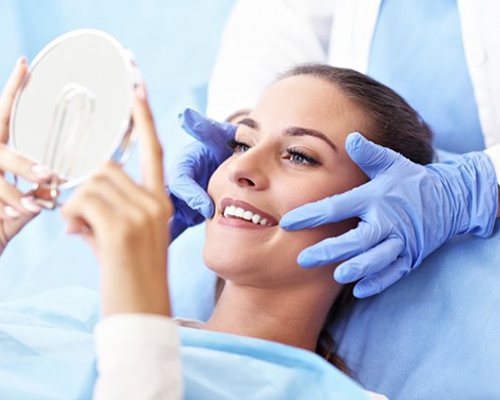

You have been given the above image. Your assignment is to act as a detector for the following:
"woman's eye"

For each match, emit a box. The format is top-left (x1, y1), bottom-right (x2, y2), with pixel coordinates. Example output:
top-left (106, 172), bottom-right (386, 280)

top-left (286, 148), bottom-right (319, 166)
top-left (227, 139), bottom-right (250, 154)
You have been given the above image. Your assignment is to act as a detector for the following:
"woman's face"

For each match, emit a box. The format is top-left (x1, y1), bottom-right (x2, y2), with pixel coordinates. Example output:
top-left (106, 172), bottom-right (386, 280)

top-left (204, 75), bottom-right (369, 290)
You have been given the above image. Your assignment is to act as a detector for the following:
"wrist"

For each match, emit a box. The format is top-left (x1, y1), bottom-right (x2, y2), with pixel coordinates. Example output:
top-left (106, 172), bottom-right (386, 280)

top-left (448, 152), bottom-right (498, 237)
top-left (101, 270), bottom-right (171, 317)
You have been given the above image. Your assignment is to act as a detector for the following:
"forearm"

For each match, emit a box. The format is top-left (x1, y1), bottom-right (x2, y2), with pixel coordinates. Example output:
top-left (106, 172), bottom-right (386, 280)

top-left (100, 268), bottom-right (171, 317)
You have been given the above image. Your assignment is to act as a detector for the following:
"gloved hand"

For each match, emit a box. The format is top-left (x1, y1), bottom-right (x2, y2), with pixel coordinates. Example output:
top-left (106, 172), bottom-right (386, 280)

top-left (280, 132), bottom-right (499, 298)
top-left (169, 109), bottom-right (236, 239)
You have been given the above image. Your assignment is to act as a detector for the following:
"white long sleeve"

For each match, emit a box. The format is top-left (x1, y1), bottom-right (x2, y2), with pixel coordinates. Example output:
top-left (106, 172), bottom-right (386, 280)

top-left (484, 142), bottom-right (500, 185)
top-left (206, 0), bottom-right (332, 120)
top-left (93, 314), bottom-right (182, 400)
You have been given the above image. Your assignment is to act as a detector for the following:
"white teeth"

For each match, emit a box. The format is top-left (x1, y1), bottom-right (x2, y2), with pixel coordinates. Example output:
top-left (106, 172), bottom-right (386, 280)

top-left (223, 205), bottom-right (271, 226)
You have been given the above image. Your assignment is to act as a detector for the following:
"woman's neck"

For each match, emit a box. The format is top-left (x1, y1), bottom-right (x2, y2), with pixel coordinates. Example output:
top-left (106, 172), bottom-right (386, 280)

top-left (204, 280), bottom-right (340, 352)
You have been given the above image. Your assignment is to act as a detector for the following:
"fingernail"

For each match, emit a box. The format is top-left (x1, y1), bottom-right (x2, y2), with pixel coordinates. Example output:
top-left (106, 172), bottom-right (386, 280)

top-left (4, 206), bottom-right (21, 219)
top-left (31, 165), bottom-right (55, 179)
top-left (136, 84), bottom-right (147, 100)
top-left (18, 56), bottom-right (27, 66)
top-left (20, 196), bottom-right (42, 213)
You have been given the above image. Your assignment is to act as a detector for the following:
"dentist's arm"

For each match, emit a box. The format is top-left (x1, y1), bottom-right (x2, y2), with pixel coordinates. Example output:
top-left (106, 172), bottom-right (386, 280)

top-left (280, 133), bottom-right (499, 298)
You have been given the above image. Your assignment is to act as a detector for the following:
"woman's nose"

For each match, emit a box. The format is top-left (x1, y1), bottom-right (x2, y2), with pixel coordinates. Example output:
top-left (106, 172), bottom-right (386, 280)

top-left (227, 149), bottom-right (269, 190)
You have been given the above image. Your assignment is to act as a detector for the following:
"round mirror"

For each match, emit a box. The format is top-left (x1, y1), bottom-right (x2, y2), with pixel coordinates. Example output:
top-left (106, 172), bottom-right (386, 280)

top-left (10, 29), bottom-right (140, 207)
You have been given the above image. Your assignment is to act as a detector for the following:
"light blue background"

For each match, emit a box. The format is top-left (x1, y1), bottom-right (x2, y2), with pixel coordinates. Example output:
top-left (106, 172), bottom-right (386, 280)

top-left (2, 3), bottom-right (500, 400)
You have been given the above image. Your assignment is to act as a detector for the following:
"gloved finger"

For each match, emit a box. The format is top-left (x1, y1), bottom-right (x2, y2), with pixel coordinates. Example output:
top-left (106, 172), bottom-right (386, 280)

top-left (280, 184), bottom-right (370, 230)
top-left (297, 222), bottom-right (383, 268)
top-left (333, 237), bottom-right (404, 284)
top-left (352, 256), bottom-right (409, 298)
top-left (178, 108), bottom-right (236, 152)
top-left (345, 132), bottom-right (405, 179)
top-left (169, 193), bottom-right (207, 240)
top-left (168, 174), bottom-right (214, 218)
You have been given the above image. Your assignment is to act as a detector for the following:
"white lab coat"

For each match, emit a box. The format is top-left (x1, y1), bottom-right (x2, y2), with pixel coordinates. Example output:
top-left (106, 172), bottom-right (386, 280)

top-left (206, 0), bottom-right (500, 182)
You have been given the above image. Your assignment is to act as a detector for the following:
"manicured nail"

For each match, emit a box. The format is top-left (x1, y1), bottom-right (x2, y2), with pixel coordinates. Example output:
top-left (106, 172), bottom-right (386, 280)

top-left (136, 84), bottom-right (147, 100)
top-left (18, 56), bottom-right (27, 65)
top-left (20, 196), bottom-right (42, 213)
top-left (31, 165), bottom-right (55, 179)
top-left (4, 206), bottom-right (21, 219)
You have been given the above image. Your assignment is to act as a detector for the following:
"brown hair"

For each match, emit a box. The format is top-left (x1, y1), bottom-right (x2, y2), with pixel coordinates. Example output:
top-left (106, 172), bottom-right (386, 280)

top-left (280, 64), bottom-right (434, 374)
top-left (280, 64), bottom-right (434, 165)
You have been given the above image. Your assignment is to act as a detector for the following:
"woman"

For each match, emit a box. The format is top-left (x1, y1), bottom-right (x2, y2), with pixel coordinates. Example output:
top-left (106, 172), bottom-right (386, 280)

top-left (0, 60), bottom-right (432, 399)
top-left (172, 0), bottom-right (500, 299)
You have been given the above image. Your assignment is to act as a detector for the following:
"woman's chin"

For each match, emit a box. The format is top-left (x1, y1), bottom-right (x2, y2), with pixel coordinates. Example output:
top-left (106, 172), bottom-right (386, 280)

top-left (204, 244), bottom-right (263, 279)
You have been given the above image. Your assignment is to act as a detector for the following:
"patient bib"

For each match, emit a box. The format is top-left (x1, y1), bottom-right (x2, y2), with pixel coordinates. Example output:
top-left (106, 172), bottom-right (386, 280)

top-left (180, 326), bottom-right (371, 399)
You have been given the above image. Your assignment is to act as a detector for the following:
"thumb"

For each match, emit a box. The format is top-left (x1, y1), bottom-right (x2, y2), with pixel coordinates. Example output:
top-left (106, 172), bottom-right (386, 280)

top-left (345, 132), bottom-right (402, 179)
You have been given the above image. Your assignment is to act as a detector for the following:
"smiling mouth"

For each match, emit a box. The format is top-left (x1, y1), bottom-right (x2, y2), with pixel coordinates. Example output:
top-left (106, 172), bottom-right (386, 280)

top-left (220, 198), bottom-right (279, 227)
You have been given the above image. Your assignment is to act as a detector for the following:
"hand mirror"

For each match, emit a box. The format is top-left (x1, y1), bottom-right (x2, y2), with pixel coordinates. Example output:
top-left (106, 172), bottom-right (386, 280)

top-left (10, 29), bottom-right (140, 208)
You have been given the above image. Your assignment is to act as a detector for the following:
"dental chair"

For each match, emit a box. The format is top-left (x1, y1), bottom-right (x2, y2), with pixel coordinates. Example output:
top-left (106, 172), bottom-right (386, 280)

top-left (1, 1), bottom-right (500, 399)
top-left (330, 220), bottom-right (500, 399)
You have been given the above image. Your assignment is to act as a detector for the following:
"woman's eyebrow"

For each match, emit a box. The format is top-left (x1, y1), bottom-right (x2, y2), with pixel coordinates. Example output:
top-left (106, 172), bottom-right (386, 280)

top-left (284, 127), bottom-right (338, 152)
top-left (237, 117), bottom-right (338, 152)
top-left (237, 118), bottom-right (259, 129)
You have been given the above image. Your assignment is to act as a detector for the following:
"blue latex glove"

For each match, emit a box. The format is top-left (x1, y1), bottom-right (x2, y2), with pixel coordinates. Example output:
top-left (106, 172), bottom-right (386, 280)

top-left (169, 109), bottom-right (236, 239)
top-left (280, 133), bottom-right (499, 298)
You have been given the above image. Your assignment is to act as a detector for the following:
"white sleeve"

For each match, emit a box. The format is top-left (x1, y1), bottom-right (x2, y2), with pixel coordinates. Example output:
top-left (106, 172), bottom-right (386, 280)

top-left (484, 142), bottom-right (500, 185)
top-left (93, 314), bottom-right (182, 400)
top-left (207, 0), bottom-right (332, 121)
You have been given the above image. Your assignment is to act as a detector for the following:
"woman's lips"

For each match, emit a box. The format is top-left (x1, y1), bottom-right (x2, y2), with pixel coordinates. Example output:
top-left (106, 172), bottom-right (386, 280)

top-left (218, 198), bottom-right (279, 229)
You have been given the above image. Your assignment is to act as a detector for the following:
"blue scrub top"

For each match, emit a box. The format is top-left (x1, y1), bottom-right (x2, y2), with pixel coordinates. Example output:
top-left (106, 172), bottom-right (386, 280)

top-left (367, 0), bottom-right (485, 153)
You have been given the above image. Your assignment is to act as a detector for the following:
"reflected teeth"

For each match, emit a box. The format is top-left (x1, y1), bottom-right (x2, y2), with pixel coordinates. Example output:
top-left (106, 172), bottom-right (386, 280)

top-left (223, 205), bottom-right (269, 226)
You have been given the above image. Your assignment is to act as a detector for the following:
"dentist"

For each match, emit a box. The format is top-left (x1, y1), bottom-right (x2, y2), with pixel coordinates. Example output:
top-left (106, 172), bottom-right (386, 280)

top-left (169, 0), bottom-right (500, 298)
